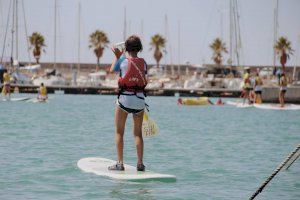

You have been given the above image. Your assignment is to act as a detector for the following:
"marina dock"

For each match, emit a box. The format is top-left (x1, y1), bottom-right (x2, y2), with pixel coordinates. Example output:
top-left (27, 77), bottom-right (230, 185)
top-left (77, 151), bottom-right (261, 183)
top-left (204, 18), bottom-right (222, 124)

top-left (11, 84), bottom-right (241, 97)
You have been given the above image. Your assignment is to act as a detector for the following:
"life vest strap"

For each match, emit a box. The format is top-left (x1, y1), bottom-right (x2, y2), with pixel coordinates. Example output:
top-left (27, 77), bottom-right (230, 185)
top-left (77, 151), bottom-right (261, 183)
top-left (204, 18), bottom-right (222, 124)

top-left (145, 103), bottom-right (149, 112)
top-left (118, 90), bottom-right (145, 100)
top-left (118, 84), bottom-right (146, 97)
top-left (117, 90), bottom-right (149, 112)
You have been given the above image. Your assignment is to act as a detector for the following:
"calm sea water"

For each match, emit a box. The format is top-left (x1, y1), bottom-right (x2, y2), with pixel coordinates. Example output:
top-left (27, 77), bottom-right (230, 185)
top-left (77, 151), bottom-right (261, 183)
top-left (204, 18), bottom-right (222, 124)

top-left (0, 94), bottom-right (299, 200)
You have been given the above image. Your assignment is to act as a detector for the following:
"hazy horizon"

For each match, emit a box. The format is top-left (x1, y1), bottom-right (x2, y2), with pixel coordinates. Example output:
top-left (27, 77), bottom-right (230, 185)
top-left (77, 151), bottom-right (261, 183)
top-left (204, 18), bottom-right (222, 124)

top-left (0, 0), bottom-right (300, 67)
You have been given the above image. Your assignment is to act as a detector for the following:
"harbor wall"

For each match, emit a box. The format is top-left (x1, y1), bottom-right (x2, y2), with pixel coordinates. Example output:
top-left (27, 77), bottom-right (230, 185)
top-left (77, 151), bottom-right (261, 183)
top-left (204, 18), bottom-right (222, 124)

top-left (262, 87), bottom-right (300, 103)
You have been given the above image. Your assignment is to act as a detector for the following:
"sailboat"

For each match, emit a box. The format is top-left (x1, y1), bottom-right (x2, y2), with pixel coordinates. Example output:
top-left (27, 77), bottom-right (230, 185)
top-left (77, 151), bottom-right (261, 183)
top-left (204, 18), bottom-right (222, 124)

top-left (0, 0), bottom-right (34, 86)
top-left (32, 0), bottom-right (67, 86)
top-left (75, 2), bottom-right (109, 87)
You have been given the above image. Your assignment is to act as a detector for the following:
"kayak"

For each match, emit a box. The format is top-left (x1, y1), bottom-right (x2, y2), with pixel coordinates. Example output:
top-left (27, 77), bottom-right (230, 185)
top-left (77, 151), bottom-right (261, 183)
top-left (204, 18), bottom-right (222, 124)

top-left (180, 97), bottom-right (209, 106)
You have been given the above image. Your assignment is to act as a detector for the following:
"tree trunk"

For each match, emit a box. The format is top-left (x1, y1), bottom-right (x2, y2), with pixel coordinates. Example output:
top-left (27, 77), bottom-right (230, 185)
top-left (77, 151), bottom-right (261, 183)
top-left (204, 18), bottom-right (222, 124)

top-left (94, 47), bottom-right (103, 71)
top-left (33, 48), bottom-right (41, 64)
top-left (96, 57), bottom-right (100, 71)
top-left (280, 53), bottom-right (287, 73)
top-left (154, 48), bottom-right (162, 68)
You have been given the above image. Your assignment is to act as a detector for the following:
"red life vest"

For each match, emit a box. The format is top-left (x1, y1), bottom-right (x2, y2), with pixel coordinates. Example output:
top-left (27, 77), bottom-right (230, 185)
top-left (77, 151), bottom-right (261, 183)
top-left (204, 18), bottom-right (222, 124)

top-left (118, 57), bottom-right (147, 93)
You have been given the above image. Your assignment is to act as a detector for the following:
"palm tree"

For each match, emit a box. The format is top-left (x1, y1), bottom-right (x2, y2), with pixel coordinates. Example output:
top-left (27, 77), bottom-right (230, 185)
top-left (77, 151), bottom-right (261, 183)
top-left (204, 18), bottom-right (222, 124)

top-left (89, 30), bottom-right (109, 70)
top-left (150, 34), bottom-right (166, 67)
top-left (29, 32), bottom-right (46, 64)
top-left (274, 36), bottom-right (294, 72)
top-left (209, 38), bottom-right (228, 66)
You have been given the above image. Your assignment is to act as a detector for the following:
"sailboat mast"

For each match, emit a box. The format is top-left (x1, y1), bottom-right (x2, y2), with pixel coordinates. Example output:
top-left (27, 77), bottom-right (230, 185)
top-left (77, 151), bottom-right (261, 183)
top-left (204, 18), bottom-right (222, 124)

top-left (15, 0), bottom-right (18, 61)
top-left (219, 8), bottom-right (223, 40)
top-left (234, 0), bottom-right (242, 65)
top-left (139, 19), bottom-right (144, 57)
top-left (164, 15), bottom-right (173, 75)
top-left (232, 0), bottom-right (240, 66)
top-left (11, 0), bottom-right (15, 65)
top-left (0, 0), bottom-right (2, 26)
top-left (128, 20), bottom-right (131, 36)
top-left (140, 20), bottom-right (143, 39)
top-left (123, 6), bottom-right (126, 41)
top-left (273, 0), bottom-right (279, 68)
top-left (177, 20), bottom-right (180, 75)
top-left (21, 0), bottom-right (32, 64)
top-left (1, 0), bottom-right (12, 64)
top-left (54, 0), bottom-right (57, 69)
top-left (77, 2), bottom-right (81, 73)
top-left (164, 15), bottom-right (167, 67)
top-left (229, 0), bottom-right (233, 65)
top-left (235, 0), bottom-right (242, 65)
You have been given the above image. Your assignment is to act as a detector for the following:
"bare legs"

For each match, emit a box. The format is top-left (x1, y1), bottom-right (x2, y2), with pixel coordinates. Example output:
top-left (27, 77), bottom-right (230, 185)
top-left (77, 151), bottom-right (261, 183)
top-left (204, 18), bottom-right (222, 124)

top-left (243, 90), bottom-right (251, 104)
top-left (254, 93), bottom-right (262, 104)
top-left (133, 111), bottom-right (144, 165)
top-left (2, 85), bottom-right (11, 100)
top-left (254, 93), bottom-right (258, 104)
top-left (115, 106), bottom-right (128, 163)
top-left (114, 106), bottom-right (144, 165)
top-left (279, 91), bottom-right (285, 107)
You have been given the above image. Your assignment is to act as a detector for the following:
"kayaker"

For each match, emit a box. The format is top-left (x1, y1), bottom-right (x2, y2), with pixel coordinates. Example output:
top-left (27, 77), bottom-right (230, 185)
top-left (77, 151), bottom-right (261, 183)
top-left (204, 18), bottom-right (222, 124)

top-left (216, 98), bottom-right (224, 105)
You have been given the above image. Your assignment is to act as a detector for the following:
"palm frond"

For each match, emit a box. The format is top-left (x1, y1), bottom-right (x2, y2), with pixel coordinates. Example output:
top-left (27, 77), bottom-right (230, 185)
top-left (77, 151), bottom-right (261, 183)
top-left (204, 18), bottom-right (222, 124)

top-left (89, 30), bottom-right (110, 49)
top-left (150, 34), bottom-right (166, 49)
top-left (274, 36), bottom-right (294, 58)
top-left (209, 38), bottom-right (227, 65)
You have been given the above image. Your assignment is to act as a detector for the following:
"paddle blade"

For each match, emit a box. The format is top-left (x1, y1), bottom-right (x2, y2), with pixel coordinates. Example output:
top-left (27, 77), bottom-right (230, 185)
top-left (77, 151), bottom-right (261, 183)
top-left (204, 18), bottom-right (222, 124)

top-left (142, 111), bottom-right (158, 137)
top-left (143, 111), bottom-right (149, 121)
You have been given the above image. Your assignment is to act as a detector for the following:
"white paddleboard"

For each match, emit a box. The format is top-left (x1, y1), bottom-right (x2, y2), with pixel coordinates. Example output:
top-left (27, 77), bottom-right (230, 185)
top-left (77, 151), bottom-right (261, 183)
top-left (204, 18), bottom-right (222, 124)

top-left (26, 98), bottom-right (48, 103)
top-left (236, 103), bottom-right (253, 108)
top-left (226, 101), bottom-right (253, 108)
top-left (254, 103), bottom-right (300, 110)
top-left (10, 97), bottom-right (32, 101)
top-left (226, 101), bottom-right (239, 106)
top-left (77, 157), bottom-right (176, 182)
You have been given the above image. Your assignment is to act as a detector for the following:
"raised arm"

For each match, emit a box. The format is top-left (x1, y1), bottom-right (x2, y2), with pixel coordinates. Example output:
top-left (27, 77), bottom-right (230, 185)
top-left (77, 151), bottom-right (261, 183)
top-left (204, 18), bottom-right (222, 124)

top-left (110, 47), bottom-right (124, 73)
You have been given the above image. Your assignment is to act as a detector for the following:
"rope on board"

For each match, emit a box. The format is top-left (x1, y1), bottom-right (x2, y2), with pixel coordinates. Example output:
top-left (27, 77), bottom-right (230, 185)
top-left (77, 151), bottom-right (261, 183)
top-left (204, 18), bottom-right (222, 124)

top-left (249, 143), bottom-right (300, 200)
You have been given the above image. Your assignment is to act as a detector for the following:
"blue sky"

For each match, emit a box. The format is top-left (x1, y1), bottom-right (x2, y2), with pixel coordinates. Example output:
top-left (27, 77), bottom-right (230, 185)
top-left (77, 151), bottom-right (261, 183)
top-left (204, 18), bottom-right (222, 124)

top-left (1, 0), bottom-right (300, 66)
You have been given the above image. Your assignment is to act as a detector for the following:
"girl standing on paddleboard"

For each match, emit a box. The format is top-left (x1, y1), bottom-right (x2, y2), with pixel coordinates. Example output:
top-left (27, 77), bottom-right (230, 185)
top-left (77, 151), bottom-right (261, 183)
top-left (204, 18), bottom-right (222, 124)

top-left (2, 70), bottom-right (11, 100)
top-left (242, 67), bottom-right (252, 104)
top-left (109, 35), bottom-right (147, 171)
top-left (279, 73), bottom-right (288, 107)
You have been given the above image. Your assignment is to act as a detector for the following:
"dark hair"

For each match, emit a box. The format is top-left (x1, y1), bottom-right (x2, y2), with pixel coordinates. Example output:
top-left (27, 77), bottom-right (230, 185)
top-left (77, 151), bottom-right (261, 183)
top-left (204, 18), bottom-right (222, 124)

top-left (125, 35), bottom-right (142, 52)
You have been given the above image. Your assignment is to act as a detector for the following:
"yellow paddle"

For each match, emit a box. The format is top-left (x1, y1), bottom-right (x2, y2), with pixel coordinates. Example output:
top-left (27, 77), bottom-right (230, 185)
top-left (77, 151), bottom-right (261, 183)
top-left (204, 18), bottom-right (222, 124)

top-left (142, 110), bottom-right (158, 137)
